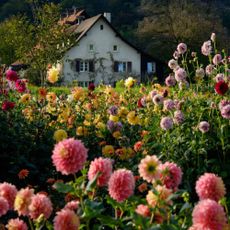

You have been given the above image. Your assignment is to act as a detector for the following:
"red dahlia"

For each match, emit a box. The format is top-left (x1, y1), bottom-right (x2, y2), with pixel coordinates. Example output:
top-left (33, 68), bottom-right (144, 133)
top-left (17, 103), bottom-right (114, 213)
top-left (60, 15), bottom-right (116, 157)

top-left (215, 81), bottom-right (228, 95)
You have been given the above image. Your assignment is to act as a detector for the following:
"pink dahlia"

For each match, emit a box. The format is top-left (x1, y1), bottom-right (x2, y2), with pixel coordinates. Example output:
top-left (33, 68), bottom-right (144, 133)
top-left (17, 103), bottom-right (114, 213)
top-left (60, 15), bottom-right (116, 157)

top-left (192, 199), bottom-right (227, 230)
top-left (221, 104), bottom-right (230, 119)
top-left (165, 74), bottom-right (176, 87)
top-left (213, 54), bottom-right (222, 65)
top-left (52, 138), bottom-right (88, 175)
top-left (214, 73), bottom-right (225, 82)
top-left (152, 94), bottom-right (164, 105)
top-left (159, 162), bottom-right (182, 191)
top-left (160, 117), bottom-right (173, 130)
top-left (201, 40), bottom-right (212, 56)
top-left (177, 43), bottom-right (187, 54)
top-left (14, 187), bottom-right (34, 216)
top-left (173, 110), bottom-right (184, 125)
top-left (205, 64), bottom-right (214, 75)
top-left (53, 209), bottom-right (80, 230)
top-left (88, 157), bottom-right (113, 187)
top-left (6, 69), bottom-right (18, 82)
top-left (198, 121), bottom-right (210, 133)
top-left (195, 173), bottom-right (226, 201)
top-left (29, 194), bottom-right (53, 220)
top-left (138, 155), bottom-right (161, 183)
top-left (6, 218), bottom-right (28, 230)
top-left (108, 169), bottom-right (135, 202)
top-left (135, 204), bottom-right (151, 217)
top-left (168, 59), bottom-right (178, 70)
top-left (146, 185), bottom-right (172, 208)
top-left (0, 197), bottom-right (9, 217)
top-left (0, 182), bottom-right (17, 209)
top-left (64, 200), bottom-right (79, 211)
top-left (163, 99), bottom-right (175, 111)
top-left (175, 68), bottom-right (187, 82)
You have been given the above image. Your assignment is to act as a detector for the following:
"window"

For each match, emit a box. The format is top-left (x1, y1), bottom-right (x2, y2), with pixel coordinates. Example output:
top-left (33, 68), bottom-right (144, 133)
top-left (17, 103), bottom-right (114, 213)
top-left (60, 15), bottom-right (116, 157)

top-left (114, 61), bottom-right (132, 73)
top-left (100, 24), bottom-right (104, 30)
top-left (147, 62), bottom-right (156, 73)
top-left (78, 81), bottom-right (94, 88)
top-left (89, 44), bottom-right (94, 52)
top-left (113, 45), bottom-right (118, 52)
top-left (75, 60), bottom-right (94, 72)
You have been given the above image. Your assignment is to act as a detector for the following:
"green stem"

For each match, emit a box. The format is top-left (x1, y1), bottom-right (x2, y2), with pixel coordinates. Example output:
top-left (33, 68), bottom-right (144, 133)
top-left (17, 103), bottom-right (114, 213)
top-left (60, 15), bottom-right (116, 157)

top-left (29, 218), bottom-right (35, 230)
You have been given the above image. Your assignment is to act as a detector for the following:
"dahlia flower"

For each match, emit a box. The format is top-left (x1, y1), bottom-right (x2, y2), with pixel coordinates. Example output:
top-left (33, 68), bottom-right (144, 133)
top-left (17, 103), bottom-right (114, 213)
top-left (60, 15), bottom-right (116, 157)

top-left (160, 117), bottom-right (173, 130)
top-left (6, 69), bottom-right (18, 82)
top-left (53, 209), bottom-right (80, 230)
top-left (173, 110), bottom-right (184, 125)
top-left (53, 129), bottom-right (68, 142)
top-left (175, 68), bottom-right (187, 82)
top-left (159, 162), bottom-right (182, 191)
top-left (177, 43), bottom-right (187, 54)
top-left (221, 104), bottom-right (230, 119)
top-left (192, 199), bottom-right (227, 230)
top-left (213, 54), bottom-right (222, 65)
top-left (108, 169), bottom-right (135, 202)
top-left (14, 187), bottom-right (34, 216)
top-left (29, 194), bottom-right (53, 220)
top-left (52, 138), bottom-right (88, 175)
top-left (195, 173), bottom-right (226, 201)
top-left (88, 157), bottom-right (113, 187)
top-left (47, 67), bottom-right (59, 84)
top-left (135, 204), bottom-right (151, 217)
top-left (138, 155), bottom-right (161, 183)
top-left (201, 40), bottom-right (212, 56)
top-left (198, 121), bottom-right (210, 133)
top-left (0, 182), bottom-right (17, 210)
top-left (165, 74), bottom-right (176, 87)
top-left (0, 197), bottom-right (9, 217)
top-left (6, 218), bottom-right (28, 230)
top-left (215, 81), bottom-right (228, 95)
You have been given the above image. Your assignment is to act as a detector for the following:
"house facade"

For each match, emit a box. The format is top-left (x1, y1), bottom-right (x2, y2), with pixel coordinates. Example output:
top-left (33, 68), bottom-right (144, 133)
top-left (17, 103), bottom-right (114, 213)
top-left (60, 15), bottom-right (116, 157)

top-left (62, 12), bottom-right (164, 86)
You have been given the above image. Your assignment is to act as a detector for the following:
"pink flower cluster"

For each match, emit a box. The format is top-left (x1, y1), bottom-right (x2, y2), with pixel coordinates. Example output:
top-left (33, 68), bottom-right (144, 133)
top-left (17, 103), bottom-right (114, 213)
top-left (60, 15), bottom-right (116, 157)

top-left (108, 169), bottom-right (135, 202)
top-left (52, 138), bottom-right (88, 175)
top-left (88, 157), bottom-right (113, 187)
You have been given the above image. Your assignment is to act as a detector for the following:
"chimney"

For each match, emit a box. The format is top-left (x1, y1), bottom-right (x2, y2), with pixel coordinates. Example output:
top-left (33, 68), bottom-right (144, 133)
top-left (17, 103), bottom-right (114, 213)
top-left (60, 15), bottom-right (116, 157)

top-left (103, 12), bottom-right (111, 23)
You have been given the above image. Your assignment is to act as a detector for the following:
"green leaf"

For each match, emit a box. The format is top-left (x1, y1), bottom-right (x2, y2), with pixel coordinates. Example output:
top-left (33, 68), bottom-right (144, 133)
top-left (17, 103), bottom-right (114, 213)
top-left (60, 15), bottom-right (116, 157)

top-left (86, 171), bottom-right (101, 192)
top-left (53, 182), bottom-right (74, 193)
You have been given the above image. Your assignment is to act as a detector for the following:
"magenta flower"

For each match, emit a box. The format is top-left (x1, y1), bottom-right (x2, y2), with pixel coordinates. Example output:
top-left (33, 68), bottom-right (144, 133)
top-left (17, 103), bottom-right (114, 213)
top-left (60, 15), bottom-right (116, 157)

top-left (165, 74), bottom-right (176, 87)
top-left (6, 69), bottom-right (18, 82)
top-left (108, 169), bottom-right (135, 202)
top-left (15, 79), bottom-right (26, 93)
top-left (88, 157), bottom-right (113, 187)
top-left (221, 104), bottom-right (230, 119)
top-left (195, 173), bottom-right (226, 201)
top-left (52, 138), bottom-right (88, 175)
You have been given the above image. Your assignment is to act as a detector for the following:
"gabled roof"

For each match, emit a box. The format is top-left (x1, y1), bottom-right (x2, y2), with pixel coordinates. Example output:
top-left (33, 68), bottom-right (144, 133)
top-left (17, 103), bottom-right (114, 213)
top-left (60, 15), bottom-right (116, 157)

top-left (67, 14), bottom-right (163, 64)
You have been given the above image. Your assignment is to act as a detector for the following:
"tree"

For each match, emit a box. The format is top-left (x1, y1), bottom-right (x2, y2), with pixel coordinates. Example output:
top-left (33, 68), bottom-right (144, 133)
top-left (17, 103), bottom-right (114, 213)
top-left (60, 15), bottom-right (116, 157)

top-left (0, 1), bottom-right (76, 85)
top-left (137, 0), bottom-right (230, 61)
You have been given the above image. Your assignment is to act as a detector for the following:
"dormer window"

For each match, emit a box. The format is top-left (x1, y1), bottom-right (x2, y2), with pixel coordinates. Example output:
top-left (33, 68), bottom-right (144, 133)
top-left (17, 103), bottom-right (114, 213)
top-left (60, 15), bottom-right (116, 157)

top-left (113, 45), bottom-right (118, 52)
top-left (100, 25), bottom-right (104, 30)
top-left (89, 44), bottom-right (94, 52)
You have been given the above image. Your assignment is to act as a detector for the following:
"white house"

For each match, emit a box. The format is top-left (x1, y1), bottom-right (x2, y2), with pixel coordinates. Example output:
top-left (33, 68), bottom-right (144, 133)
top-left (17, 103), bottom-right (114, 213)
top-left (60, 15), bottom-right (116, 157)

top-left (61, 11), bottom-right (164, 86)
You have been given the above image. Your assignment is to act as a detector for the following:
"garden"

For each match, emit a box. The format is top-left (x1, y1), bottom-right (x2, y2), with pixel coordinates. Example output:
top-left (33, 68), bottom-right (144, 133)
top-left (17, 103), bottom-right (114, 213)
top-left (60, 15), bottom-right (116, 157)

top-left (0, 34), bottom-right (229, 229)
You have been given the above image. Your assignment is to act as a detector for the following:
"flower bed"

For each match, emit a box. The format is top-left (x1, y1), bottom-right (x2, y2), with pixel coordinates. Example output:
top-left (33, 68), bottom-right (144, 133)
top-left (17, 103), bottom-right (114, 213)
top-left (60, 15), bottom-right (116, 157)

top-left (0, 34), bottom-right (229, 229)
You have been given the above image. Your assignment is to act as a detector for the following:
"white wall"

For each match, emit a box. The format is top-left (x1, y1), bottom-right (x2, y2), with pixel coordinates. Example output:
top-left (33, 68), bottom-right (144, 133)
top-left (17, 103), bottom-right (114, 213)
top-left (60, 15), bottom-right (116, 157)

top-left (62, 18), bottom-right (141, 85)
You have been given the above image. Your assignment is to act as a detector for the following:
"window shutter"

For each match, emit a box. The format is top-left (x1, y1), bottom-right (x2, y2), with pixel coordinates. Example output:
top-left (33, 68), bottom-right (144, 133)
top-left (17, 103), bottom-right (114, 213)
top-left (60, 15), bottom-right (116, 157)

top-left (89, 60), bottom-right (94, 72)
top-left (76, 60), bottom-right (80, 72)
top-left (127, 62), bottom-right (132, 73)
top-left (114, 61), bottom-right (118, 72)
